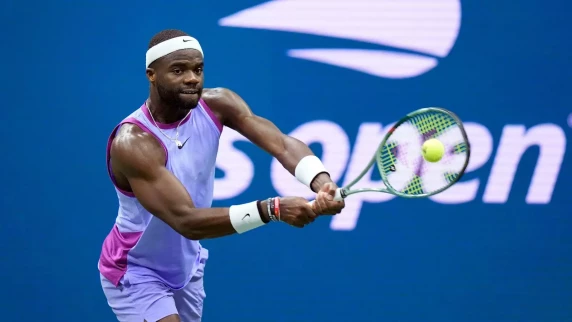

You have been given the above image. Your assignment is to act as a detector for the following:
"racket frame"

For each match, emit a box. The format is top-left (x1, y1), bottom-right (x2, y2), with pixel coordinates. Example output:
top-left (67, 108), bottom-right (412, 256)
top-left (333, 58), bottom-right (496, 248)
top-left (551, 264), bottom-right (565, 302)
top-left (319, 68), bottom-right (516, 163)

top-left (339, 107), bottom-right (471, 199)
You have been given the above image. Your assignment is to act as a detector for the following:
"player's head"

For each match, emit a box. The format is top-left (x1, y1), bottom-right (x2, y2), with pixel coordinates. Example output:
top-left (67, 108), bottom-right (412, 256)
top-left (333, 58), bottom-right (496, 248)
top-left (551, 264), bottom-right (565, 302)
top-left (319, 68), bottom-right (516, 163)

top-left (145, 29), bottom-right (204, 110)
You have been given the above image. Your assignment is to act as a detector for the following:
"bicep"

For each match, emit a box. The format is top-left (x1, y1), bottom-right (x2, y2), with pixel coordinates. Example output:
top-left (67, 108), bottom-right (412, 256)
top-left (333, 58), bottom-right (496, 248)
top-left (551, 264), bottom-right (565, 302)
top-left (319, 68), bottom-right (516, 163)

top-left (127, 166), bottom-right (195, 226)
top-left (111, 130), bottom-right (195, 233)
top-left (208, 87), bottom-right (301, 158)
top-left (235, 115), bottom-right (287, 154)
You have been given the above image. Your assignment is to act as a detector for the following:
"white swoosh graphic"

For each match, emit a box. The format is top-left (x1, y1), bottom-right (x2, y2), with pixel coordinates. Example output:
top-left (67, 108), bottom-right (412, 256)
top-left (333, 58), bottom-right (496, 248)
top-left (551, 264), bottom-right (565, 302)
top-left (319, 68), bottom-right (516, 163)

top-left (288, 49), bottom-right (438, 79)
top-left (219, 0), bottom-right (461, 78)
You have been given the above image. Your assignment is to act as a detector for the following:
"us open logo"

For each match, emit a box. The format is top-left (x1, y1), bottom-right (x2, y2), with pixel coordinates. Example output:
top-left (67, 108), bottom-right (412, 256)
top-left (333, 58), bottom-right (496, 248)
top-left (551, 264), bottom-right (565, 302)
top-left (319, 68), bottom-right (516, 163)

top-left (216, 1), bottom-right (567, 231)
top-left (219, 0), bottom-right (462, 79)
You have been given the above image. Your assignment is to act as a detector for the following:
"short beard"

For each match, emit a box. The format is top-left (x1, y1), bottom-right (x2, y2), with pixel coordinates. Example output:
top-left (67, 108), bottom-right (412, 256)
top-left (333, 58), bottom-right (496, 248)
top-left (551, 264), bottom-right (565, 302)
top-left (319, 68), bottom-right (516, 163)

top-left (156, 82), bottom-right (199, 110)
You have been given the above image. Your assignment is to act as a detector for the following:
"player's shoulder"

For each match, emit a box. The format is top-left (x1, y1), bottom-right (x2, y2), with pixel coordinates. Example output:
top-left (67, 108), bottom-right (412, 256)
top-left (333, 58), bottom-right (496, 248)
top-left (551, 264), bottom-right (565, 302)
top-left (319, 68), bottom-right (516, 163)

top-left (110, 123), bottom-right (166, 175)
top-left (202, 87), bottom-right (249, 118)
top-left (202, 87), bottom-right (237, 106)
top-left (201, 87), bottom-right (246, 125)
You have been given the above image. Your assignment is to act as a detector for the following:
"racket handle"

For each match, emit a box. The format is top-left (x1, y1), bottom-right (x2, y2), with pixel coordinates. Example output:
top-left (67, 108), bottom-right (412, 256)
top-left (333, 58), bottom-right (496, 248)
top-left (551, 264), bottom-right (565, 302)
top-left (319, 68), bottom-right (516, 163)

top-left (308, 188), bottom-right (344, 206)
top-left (333, 188), bottom-right (344, 201)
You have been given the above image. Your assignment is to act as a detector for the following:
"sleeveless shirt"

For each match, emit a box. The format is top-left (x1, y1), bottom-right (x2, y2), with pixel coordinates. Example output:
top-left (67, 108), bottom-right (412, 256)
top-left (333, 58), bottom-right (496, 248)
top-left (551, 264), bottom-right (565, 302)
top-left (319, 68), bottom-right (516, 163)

top-left (98, 99), bottom-right (222, 289)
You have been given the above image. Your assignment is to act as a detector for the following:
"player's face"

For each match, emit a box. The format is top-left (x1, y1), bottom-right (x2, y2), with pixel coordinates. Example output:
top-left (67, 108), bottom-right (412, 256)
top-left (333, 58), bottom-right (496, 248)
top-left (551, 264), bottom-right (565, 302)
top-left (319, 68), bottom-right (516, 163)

top-left (153, 49), bottom-right (204, 110)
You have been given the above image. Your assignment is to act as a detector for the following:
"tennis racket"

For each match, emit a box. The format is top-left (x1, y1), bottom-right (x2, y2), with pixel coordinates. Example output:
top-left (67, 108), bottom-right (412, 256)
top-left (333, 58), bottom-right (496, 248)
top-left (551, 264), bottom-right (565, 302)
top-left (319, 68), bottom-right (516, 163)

top-left (311, 107), bottom-right (470, 203)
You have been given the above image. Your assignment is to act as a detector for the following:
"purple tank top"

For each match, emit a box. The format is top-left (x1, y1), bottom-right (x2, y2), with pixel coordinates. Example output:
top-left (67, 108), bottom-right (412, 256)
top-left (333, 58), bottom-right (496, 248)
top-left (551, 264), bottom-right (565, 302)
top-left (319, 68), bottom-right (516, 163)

top-left (98, 99), bottom-right (222, 289)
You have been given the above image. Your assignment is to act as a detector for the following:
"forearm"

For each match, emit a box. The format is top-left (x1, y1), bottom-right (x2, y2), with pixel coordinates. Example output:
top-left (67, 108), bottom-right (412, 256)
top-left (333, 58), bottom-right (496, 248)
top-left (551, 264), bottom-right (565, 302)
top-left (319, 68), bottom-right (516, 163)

top-left (275, 136), bottom-right (315, 173)
top-left (177, 200), bottom-right (272, 240)
top-left (277, 136), bottom-right (335, 192)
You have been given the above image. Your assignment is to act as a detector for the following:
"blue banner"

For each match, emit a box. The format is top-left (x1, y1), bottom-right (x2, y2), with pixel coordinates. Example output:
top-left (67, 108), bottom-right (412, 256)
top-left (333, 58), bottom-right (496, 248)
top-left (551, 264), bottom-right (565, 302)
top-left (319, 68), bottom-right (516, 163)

top-left (1, 1), bottom-right (570, 321)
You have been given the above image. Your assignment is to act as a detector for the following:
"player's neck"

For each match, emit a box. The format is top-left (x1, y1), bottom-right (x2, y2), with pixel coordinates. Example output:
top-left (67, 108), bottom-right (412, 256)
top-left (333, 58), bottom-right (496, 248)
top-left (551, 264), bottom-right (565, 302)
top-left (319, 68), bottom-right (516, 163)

top-left (146, 97), bottom-right (190, 124)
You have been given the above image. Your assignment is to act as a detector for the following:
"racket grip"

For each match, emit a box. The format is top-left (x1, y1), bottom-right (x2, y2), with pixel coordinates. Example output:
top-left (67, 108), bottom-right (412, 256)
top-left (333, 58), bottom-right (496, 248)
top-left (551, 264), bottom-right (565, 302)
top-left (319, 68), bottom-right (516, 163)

top-left (334, 188), bottom-right (344, 201)
top-left (307, 188), bottom-right (344, 206)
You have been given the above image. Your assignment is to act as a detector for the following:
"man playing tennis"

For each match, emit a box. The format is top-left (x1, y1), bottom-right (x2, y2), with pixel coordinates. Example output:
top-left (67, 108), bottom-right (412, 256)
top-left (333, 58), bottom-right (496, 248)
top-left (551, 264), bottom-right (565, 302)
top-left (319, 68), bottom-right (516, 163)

top-left (98, 29), bottom-right (345, 322)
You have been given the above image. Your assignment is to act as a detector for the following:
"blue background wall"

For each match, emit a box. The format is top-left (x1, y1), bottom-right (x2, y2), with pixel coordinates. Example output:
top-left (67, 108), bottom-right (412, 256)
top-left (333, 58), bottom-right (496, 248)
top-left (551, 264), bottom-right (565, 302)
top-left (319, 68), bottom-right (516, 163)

top-left (1, 1), bottom-right (571, 321)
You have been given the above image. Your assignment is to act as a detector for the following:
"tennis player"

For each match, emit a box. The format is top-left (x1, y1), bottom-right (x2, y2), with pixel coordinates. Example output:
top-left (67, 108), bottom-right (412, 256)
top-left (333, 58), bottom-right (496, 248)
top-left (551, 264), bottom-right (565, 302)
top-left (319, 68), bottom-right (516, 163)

top-left (98, 29), bottom-right (345, 322)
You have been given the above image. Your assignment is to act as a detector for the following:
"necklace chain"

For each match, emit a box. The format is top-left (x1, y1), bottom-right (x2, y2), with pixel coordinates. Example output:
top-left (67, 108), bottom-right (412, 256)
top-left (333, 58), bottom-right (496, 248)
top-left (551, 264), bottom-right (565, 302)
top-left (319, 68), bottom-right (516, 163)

top-left (146, 101), bottom-right (192, 148)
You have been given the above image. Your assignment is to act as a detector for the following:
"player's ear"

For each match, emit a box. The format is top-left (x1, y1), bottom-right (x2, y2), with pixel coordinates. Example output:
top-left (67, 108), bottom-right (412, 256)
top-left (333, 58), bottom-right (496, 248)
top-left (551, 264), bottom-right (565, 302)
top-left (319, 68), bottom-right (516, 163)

top-left (146, 68), bottom-right (156, 82)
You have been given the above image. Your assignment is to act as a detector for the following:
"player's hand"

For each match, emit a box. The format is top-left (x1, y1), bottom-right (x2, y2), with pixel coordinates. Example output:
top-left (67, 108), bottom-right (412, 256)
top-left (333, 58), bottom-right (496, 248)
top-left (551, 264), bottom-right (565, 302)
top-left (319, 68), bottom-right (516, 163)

top-left (278, 197), bottom-right (318, 228)
top-left (311, 182), bottom-right (345, 215)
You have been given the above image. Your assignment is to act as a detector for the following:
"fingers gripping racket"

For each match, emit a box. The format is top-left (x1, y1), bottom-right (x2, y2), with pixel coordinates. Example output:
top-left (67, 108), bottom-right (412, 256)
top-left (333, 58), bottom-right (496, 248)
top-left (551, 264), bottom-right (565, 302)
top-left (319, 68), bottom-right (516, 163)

top-left (311, 107), bottom-right (471, 203)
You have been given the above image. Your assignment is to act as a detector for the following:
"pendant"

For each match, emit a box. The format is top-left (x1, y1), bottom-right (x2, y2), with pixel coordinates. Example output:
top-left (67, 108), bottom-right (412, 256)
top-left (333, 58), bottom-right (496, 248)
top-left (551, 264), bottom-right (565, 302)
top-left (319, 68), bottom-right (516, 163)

top-left (175, 140), bottom-right (182, 148)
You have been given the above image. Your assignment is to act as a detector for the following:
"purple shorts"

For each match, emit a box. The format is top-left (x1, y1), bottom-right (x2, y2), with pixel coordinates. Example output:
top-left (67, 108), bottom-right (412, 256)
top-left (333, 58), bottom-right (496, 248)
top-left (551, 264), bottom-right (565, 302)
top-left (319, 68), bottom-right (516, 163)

top-left (100, 258), bottom-right (207, 322)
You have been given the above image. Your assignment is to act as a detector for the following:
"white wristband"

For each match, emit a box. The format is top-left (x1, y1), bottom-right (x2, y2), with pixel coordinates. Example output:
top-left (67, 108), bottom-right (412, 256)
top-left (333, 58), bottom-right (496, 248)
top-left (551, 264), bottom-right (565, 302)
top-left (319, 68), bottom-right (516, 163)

top-left (229, 201), bottom-right (265, 234)
top-left (295, 155), bottom-right (329, 188)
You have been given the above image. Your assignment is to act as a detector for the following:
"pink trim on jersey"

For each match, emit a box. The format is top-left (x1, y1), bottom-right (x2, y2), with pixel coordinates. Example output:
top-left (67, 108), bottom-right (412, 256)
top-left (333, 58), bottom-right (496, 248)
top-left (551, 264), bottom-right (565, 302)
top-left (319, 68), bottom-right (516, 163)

top-left (141, 102), bottom-right (192, 129)
top-left (106, 117), bottom-right (169, 197)
top-left (200, 99), bottom-right (223, 133)
top-left (99, 225), bottom-right (143, 286)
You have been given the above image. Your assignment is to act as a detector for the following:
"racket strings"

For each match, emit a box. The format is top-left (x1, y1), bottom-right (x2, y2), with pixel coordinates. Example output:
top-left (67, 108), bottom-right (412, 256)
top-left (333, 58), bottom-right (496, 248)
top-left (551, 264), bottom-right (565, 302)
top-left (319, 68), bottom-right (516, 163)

top-left (376, 110), bottom-right (469, 196)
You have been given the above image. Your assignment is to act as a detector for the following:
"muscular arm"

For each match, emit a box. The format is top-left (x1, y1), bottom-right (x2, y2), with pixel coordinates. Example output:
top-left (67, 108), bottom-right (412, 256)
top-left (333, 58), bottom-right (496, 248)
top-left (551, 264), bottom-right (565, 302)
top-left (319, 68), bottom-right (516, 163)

top-left (203, 88), bottom-right (333, 192)
top-left (110, 124), bottom-right (271, 240)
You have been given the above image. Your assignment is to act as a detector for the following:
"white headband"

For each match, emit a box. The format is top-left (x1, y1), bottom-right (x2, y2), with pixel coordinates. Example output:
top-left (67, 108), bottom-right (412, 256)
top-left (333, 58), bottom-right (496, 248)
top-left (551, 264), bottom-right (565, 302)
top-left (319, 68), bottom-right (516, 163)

top-left (145, 36), bottom-right (204, 68)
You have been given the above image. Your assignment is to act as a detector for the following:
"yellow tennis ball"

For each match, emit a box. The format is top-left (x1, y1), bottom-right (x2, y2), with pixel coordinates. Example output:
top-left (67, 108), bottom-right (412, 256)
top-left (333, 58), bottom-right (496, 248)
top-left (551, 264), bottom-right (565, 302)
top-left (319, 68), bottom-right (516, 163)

top-left (422, 138), bottom-right (445, 162)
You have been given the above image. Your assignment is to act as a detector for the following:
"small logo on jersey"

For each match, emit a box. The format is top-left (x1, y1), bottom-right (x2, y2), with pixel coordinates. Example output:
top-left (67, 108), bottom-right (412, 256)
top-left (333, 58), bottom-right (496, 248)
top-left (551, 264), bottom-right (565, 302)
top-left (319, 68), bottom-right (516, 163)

top-left (178, 137), bottom-right (191, 149)
top-left (183, 39), bottom-right (192, 42)
top-left (242, 214), bottom-right (250, 220)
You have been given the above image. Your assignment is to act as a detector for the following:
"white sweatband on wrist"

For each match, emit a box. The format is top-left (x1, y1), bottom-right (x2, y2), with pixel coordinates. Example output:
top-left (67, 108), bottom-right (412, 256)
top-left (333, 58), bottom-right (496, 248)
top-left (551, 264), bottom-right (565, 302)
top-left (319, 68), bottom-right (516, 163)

top-left (295, 155), bottom-right (329, 188)
top-left (146, 36), bottom-right (204, 68)
top-left (229, 201), bottom-right (265, 234)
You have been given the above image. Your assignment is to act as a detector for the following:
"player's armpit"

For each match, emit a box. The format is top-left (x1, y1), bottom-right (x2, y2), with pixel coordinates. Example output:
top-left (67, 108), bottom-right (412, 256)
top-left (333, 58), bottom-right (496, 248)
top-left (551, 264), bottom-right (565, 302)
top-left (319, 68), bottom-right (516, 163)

top-left (109, 125), bottom-right (237, 240)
